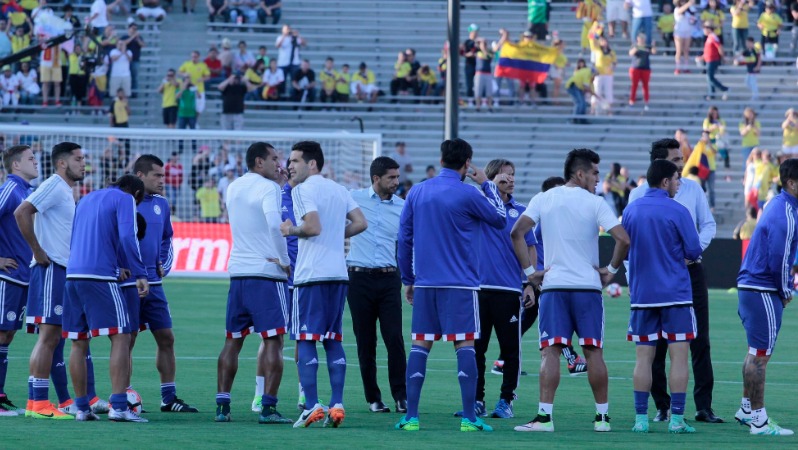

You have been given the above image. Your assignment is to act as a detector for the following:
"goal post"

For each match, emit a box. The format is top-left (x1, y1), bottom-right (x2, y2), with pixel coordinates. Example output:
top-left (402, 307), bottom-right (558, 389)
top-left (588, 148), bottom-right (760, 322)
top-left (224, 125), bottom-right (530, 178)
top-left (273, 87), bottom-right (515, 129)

top-left (0, 124), bottom-right (382, 277)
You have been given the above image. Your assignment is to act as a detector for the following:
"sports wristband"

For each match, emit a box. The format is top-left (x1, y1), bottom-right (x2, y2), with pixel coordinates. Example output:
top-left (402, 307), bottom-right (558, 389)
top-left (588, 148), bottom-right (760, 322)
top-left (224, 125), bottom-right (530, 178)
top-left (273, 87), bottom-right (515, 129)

top-left (606, 264), bottom-right (619, 274)
top-left (523, 265), bottom-right (536, 277)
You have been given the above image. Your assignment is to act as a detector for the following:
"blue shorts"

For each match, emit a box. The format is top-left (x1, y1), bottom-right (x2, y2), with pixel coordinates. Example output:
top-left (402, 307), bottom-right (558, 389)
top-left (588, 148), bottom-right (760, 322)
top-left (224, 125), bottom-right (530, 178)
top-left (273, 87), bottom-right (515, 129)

top-left (226, 277), bottom-right (289, 338)
top-left (26, 263), bottom-right (66, 331)
top-left (738, 289), bottom-right (783, 356)
top-left (291, 282), bottom-right (347, 342)
top-left (627, 306), bottom-right (697, 345)
top-left (120, 283), bottom-right (140, 332)
top-left (0, 279), bottom-right (27, 331)
top-left (410, 288), bottom-right (480, 341)
top-left (62, 279), bottom-right (131, 340)
top-left (538, 289), bottom-right (604, 349)
top-left (139, 285), bottom-right (171, 332)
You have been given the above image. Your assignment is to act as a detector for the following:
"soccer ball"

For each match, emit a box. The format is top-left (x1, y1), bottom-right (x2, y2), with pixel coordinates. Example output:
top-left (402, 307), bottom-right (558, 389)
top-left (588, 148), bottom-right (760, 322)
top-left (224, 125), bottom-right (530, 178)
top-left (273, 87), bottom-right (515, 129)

top-left (126, 388), bottom-right (143, 414)
top-left (605, 283), bottom-right (623, 298)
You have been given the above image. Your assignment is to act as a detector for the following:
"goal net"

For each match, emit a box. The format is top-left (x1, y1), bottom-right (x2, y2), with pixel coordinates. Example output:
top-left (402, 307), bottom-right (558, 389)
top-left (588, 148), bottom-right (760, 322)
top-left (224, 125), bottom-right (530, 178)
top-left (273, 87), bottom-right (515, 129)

top-left (0, 124), bottom-right (382, 277)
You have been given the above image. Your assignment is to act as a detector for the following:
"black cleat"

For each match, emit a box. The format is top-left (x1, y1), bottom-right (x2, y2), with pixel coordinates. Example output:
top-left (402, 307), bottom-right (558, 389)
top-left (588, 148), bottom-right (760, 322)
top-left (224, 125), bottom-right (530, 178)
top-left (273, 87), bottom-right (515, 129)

top-left (161, 398), bottom-right (199, 413)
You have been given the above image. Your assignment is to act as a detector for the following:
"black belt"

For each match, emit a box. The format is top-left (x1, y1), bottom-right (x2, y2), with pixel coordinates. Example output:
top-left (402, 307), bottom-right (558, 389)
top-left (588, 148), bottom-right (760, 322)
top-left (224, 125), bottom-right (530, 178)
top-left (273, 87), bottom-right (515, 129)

top-left (348, 266), bottom-right (397, 274)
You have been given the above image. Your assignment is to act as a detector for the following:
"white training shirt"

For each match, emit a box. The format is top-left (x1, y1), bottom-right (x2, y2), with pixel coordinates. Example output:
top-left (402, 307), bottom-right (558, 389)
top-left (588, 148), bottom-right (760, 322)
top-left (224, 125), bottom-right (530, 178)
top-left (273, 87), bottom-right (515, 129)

top-left (292, 174), bottom-right (359, 285)
top-left (524, 185), bottom-right (620, 291)
top-left (25, 174), bottom-right (75, 267)
top-left (90, 0), bottom-right (109, 28)
top-left (226, 172), bottom-right (289, 279)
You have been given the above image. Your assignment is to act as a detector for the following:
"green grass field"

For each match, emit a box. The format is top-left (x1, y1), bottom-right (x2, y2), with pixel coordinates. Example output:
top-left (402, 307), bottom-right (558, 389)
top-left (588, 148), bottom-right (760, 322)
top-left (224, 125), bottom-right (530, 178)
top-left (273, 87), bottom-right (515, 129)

top-left (4, 279), bottom-right (797, 448)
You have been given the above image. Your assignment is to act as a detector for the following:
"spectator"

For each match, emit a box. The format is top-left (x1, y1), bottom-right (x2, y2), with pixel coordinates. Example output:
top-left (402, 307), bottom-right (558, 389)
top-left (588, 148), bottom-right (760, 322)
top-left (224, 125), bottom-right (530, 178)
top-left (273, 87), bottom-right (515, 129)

top-left (232, 40), bottom-right (255, 73)
top-left (243, 58), bottom-right (265, 99)
top-left (390, 51), bottom-right (411, 97)
top-left (657, 3), bottom-right (675, 54)
top-left (685, 165), bottom-right (702, 183)
top-left (176, 76), bottom-right (198, 130)
top-left (39, 40), bottom-right (62, 106)
top-left (276, 24), bottom-right (304, 89)
top-left (424, 165), bottom-right (435, 180)
top-left (178, 50), bottom-right (210, 116)
top-left (16, 61), bottom-right (38, 104)
top-left (628, 33), bottom-right (652, 110)
top-left (603, 162), bottom-right (628, 215)
top-left (685, 130), bottom-right (717, 207)
top-left (62, 4), bottom-right (81, 30)
top-left (549, 39), bottom-right (567, 101)
top-left (158, 68), bottom-right (179, 128)
top-left (164, 152), bottom-right (184, 212)
top-left (219, 38), bottom-right (233, 75)
top-left (405, 48), bottom-right (421, 95)
top-left (255, 45), bottom-right (269, 66)
top-left (528, 0), bottom-right (549, 39)
top-left (319, 57), bottom-right (338, 103)
top-left (195, 178), bottom-right (221, 223)
top-left (109, 87), bottom-right (130, 128)
top-left (291, 59), bottom-right (315, 104)
top-left (743, 148), bottom-right (761, 209)
top-left (783, 108), bottom-right (798, 156)
top-left (460, 23), bottom-right (478, 102)
top-left (438, 41), bottom-right (448, 88)
top-left (257, 0), bottom-right (281, 24)
top-left (675, 128), bottom-right (693, 161)
top-left (625, 0), bottom-right (653, 47)
top-left (577, 0), bottom-right (602, 55)
top-left (732, 207), bottom-right (758, 254)
top-left (700, 0), bottom-right (725, 44)
top-left (492, 30), bottom-right (515, 105)
top-left (473, 38), bottom-right (494, 111)
top-left (592, 35), bottom-right (616, 115)
top-left (205, 46), bottom-right (225, 85)
top-left (182, 0), bottom-right (197, 14)
top-left (68, 44), bottom-right (88, 106)
top-left (137, 0), bottom-right (166, 21)
top-left (730, 0), bottom-right (752, 54)
top-left (99, 25), bottom-right (119, 55)
top-left (0, 20), bottom-right (11, 61)
top-left (190, 145), bottom-right (212, 191)
top-left (703, 105), bottom-right (727, 167)
top-left (335, 63), bottom-right (350, 102)
top-left (217, 164), bottom-right (235, 207)
top-left (90, 52), bottom-right (110, 103)
top-left (565, 59), bottom-right (597, 124)
top-left (757, 2), bottom-right (782, 53)
top-left (673, 0), bottom-right (696, 74)
top-left (89, 0), bottom-right (117, 35)
top-left (737, 36), bottom-right (761, 101)
top-left (0, 65), bottom-right (19, 107)
top-left (239, 0), bottom-right (259, 23)
top-left (391, 141), bottom-right (413, 183)
top-left (109, 40), bottom-right (133, 98)
top-left (752, 149), bottom-right (778, 209)
top-left (702, 20), bottom-right (728, 101)
top-left (218, 73), bottom-right (248, 130)
top-left (9, 26), bottom-right (31, 70)
top-left (792, 2), bottom-right (798, 56)
top-left (262, 58), bottom-right (284, 100)
top-left (739, 107), bottom-right (761, 167)
top-left (607, 0), bottom-right (630, 39)
top-left (208, 0), bottom-right (228, 22)
top-left (418, 64), bottom-right (437, 97)
top-left (227, 0), bottom-right (245, 23)
top-left (351, 62), bottom-right (378, 103)
top-left (120, 23), bottom-right (145, 96)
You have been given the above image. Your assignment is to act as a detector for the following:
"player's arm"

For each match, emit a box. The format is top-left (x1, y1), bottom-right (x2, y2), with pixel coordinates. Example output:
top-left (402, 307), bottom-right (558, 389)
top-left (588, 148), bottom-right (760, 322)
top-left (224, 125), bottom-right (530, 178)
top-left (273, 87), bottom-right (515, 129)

top-left (677, 209), bottom-right (703, 262)
top-left (282, 184), bottom-right (321, 238)
top-left (465, 166), bottom-right (506, 229)
top-left (598, 224), bottom-right (630, 287)
top-left (510, 215), bottom-right (546, 287)
top-left (13, 201), bottom-right (49, 265)
top-left (397, 193), bottom-right (415, 303)
top-left (158, 204), bottom-right (174, 278)
top-left (345, 207), bottom-right (367, 238)
top-left (263, 189), bottom-right (290, 272)
top-left (118, 197), bottom-right (149, 298)
top-left (765, 211), bottom-right (795, 301)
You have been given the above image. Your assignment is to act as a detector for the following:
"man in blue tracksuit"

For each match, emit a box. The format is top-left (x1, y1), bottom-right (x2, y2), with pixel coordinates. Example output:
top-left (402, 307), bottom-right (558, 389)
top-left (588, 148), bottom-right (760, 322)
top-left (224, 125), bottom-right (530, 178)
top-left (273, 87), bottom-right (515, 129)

top-left (734, 159), bottom-right (798, 437)
top-left (133, 155), bottom-right (197, 413)
top-left (624, 159), bottom-right (702, 435)
top-left (396, 138), bottom-right (505, 432)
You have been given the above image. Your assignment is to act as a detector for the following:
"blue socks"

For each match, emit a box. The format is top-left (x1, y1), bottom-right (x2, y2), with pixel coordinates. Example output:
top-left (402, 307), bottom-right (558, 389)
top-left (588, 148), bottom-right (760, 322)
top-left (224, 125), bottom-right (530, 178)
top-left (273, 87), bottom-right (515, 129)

top-left (216, 392), bottom-right (231, 404)
top-left (76, 395), bottom-right (90, 413)
top-left (456, 346), bottom-right (478, 422)
top-left (161, 382), bottom-right (177, 404)
top-left (86, 349), bottom-right (96, 400)
top-left (671, 392), bottom-right (686, 416)
top-left (51, 338), bottom-right (71, 404)
top-left (262, 394), bottom-right (277, 408)
top-left (634, 390), bottom-right (649, 415)
top-left (32, 377), bottom-right (49, 401)
top-left (0, 344), bottom-right (8, 394)
top-left (405, 345), bottom-right (429, 419)
top-left (323, 340), bottom-right (346, 406)
top-left (109, 392), bottom-right (127, 412)
top-left (27, 376), bottom-right (33, 400)
top-left (296, 340), bottom-right (319, 408)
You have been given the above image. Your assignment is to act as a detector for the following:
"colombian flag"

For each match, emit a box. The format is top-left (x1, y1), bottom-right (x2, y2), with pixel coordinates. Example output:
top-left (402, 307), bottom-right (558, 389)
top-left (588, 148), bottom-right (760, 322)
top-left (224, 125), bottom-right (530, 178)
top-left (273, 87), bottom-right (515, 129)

top-left (494, 42), bottom-right (560, 84)
top-left (683, 141), bottom-right (712, 180)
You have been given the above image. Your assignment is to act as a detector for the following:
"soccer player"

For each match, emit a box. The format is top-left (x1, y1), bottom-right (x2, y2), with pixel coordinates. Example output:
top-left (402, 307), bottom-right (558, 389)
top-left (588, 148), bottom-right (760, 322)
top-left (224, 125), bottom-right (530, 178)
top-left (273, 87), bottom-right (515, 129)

top-left (281, 141), bottom-right (368, 428)
top-left (63, 174), bottom-right (149, 422)
top-left (510, 148), bottom-right (630, 432)
top-left (395, 138), bottom-right (506, 433)
top-left (0, 145), bottom-right (38, 416)
top-left (132, 155), bottom-right (198, 413)
top-left (117, 213), bottom-right (149, 391)
top-left (215, 142), bottom-right (293, 424)
top-left (347, 156), bottom-right (407, 414)
top-left (627, 138), bottom-right (719, 423)
top-left (15, 142), bottom-right (87, 419)
top-left (734, 159), bottom-right (798, 436)
top-left (624, 159), bottom-right (702, 434)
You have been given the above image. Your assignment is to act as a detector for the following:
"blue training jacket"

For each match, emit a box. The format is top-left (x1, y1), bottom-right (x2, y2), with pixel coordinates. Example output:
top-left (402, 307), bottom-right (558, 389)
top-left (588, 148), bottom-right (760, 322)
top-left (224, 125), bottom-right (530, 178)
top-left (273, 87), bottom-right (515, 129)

top-left (624, 188), bottom-right (702, 308)
top-left (137, 194), bottom-right (174, 284)
top-left (66, 187), bottom-right (147, 281)
top-left (738, 191), bottom-right (798, 299)
top-left (282, 183), bottom-right (298, 288)
top-left (479, 195), bottom-right (536, 292)
top-left (398, 168), bottom-right (506, 288)
top-left (0, 175), bottom-right (33, 285)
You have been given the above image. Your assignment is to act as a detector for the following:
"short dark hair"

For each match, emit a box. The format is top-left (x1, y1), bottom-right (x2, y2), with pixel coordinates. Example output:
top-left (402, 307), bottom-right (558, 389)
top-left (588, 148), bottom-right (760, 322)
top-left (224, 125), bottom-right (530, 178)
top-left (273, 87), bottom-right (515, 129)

top-left (541, 176), bottom-right (566, 192)
top-left (52, 142), bottom-right (81, 164)
top-left (370, 156), bottom-right (400, 180)
top-left (485, 158), bottom-right (514, 180)
top-left (646, 160), bottom-right (679, 188)
top-left (689, 166), bottom-right (699, 175)
top-left (259, 45), bottom-right (266, 50)
top-left (779, 158), bottom-right (798, 187)
top-left (134, 154), bottom-right (165, 175)
top-left (3, 144), bottom-right (30, 173)
top-left (111, 174), bottom-right (145, 203)
top-left (440, 138), bottom-right (473, 171)
top-left (291, 141), bottom-right (324, 171)
top-left (246, 142), bottom-right (275, 170)
top-left (326, 56), bottom-right (333, 62)
top-left (650, 138), bottom-right (680, 161)
top-left (563, 148), bottom-right (600, 180)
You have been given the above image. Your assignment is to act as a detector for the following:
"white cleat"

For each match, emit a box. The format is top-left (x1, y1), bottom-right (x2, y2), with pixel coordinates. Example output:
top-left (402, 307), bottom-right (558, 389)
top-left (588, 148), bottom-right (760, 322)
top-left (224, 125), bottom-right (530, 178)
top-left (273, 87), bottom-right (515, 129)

top-left (750, 419), bottom-right (794, 436)
top-left (58, 403), bottom-right (80, 416)
top-left (293, 403), bottom-right (326, 428)
top-left (108, 408), bottom-right (149, 423)
top-left (76, 410), bottom-right (102, 421)
top-left (90, 398), bottom-right (110, 414)
top-left (734, 408), bottom-right (752, 427)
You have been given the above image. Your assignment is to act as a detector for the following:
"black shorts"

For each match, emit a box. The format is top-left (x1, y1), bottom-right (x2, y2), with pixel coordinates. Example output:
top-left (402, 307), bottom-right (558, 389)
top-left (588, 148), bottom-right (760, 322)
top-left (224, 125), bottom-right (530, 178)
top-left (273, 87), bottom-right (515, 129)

top-left (529, 22), bottom-right (548, 40)
top-left (162, 106), bottom-right (178, 126)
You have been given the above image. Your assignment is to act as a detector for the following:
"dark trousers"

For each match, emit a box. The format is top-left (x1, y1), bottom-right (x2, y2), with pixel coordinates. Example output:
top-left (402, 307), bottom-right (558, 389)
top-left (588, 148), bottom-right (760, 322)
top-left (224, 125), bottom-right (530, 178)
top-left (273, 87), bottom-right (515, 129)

top-left (465, 63), bottom-right (476, 98)
top-left (475, 290), bottom-right (522, 403)
top-left (651, 263), bottom-right (714, 411)
top-left (347, 270), bottom-right (407, 403)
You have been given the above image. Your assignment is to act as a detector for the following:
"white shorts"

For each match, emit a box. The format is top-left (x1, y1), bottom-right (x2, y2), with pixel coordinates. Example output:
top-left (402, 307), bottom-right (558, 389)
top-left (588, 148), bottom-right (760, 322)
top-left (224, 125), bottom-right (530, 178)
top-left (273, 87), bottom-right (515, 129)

top-left (195, 92), bottom-right (206, 113)
top-left (549, 66), bottom-right (564, 80)
top-left (137, 6), bottom-right (166, 19)
top-left (606, 1), bottom-right (628, 22)
top-left (783, 145), bottom-right (798, 155)
top-left (351, 81), bottom-right (377, 95)
top-left (109, 75), bottom-right (131, 97)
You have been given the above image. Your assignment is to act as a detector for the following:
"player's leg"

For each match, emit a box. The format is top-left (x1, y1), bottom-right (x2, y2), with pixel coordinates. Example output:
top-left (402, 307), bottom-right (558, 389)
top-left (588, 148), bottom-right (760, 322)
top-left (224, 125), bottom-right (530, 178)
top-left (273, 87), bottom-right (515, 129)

top-left (62, 280), bottom-right (95, 421)
top-left (0, 281), bottom-right (26, 416)
top-left (663, 305), bottom-right (698, 433)
top-left (632, 343), bottom-right (656, 433)
top-left (375, 271), bottom-right (406, 412)
top-left (29, 324), bottom-right (66, 417)
top-left (292, 285), bottom-right (326, 428)
top-left (346, 271), bottom-right (383, 408)
top-left (573, 290), bottom-right (610, 431)
top-left (215, 336), bottom-right (245, 422)
top-left (68, 339), bottom-right (91, 415)
top-left (51, 337), bottom-right (74, 411)
top-left (487, 291), bottom-right (522, 419)
top-left (252, 341), bottom-right (265, 412)
top-left (260, 335), bottom-right (291, 423)
top-left (467, 290), bottom-right (493, 418)
top-left (321, 283), bottom-right (348, 428)
top-left (649, 337), bottom-right (670, 420)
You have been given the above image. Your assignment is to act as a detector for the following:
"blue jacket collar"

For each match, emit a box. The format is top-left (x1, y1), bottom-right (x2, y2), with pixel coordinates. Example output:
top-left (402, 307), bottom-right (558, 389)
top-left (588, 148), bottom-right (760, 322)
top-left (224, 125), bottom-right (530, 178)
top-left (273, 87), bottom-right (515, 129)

top-left (439, 168), bottom-right (462, 180)
top-left (644, 187), bottom-right (670, 198)
top-left (7, 174), bottom-right (31, 189)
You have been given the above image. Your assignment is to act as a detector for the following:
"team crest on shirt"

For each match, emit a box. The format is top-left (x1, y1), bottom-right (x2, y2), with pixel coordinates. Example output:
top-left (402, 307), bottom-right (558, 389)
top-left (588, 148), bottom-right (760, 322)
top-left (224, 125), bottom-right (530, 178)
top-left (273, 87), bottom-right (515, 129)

top-left (54, 305), bottom-right (63, 316)
top-left (154, 205), bottom-right (162, 215)
top-left (509, 209), bottom-right (519, 218)
top-left (6, 311), bottom-right (16, 321)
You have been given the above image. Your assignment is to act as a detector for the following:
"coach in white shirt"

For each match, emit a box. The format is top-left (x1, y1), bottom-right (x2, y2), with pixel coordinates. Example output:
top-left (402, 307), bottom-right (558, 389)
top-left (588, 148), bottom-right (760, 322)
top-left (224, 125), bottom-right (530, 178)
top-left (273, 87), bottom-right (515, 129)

top-left (626, 138), bottom-right (721, 424)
